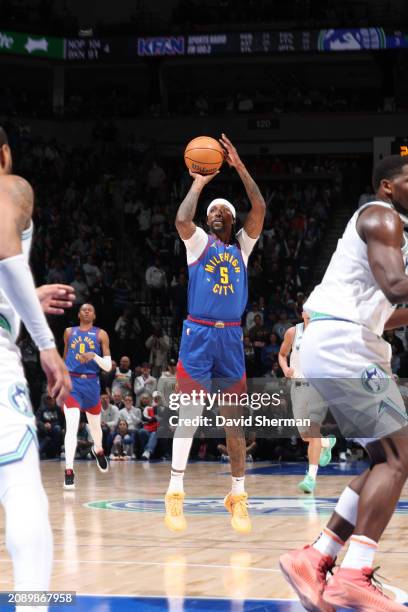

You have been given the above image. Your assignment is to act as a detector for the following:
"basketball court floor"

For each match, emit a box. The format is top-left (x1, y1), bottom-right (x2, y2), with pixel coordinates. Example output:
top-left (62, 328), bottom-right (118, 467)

top-left (1, 460), bottom-right (408, 611)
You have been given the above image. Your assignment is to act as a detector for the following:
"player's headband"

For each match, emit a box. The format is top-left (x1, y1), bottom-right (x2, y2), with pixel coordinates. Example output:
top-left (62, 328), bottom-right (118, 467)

top-left (207, 198), bottom-right (236, 219)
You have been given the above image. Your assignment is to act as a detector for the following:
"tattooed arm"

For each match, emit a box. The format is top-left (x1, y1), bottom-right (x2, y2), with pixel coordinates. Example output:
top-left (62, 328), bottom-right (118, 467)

top-left (0, 175), bottom-right (33, 258)
top-left (220, 133), bottom-right (266, 239)
top-left (175, 169), bottom-right (219, 240)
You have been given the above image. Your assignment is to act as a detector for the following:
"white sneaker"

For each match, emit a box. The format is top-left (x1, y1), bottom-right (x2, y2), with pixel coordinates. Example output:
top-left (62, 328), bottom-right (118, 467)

top-left (142, 450), bottom-right (151, 460)
top-left (339, 452), bottom-right (347, 462)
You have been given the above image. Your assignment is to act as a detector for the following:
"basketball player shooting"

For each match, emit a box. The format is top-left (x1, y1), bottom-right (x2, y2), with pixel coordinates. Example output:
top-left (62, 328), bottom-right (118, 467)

top-left (278, 311), bottom-right (336, 494)
top-left (63, 303), bottom-right (111, 489)
top-left (0, 126), bottom-right (72, 606)
top-left (280, 155), bottom-right (408, 611)
top-left (165, 133), bottom-right (265, 534)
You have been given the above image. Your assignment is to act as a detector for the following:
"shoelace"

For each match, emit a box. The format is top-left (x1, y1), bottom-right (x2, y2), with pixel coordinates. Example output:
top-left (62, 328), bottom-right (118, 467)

top-left (169, 497), bottom-right (183, 517)
top-left (363, 566), bottom-right (389, 596)
top-left (234, 498), bottom-right (249, 518)
top-left (317, 555), bottom-right (335, 584)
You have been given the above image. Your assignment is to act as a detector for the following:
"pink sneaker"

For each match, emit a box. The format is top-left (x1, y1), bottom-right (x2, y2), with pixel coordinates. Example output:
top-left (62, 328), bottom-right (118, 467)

top-left (279, 545), bottom-right (335, 612)
top-left (324, 566), bottom-right (408, 611)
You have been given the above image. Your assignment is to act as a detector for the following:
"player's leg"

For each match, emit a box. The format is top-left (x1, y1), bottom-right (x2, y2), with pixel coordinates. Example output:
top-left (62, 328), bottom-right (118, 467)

top-left (63, 398), bottom-right (80, 490)
top-left (215, 327), bottom-right (251, 534)
top-left (0, 439), bottom-right (52, 607)
top-left (297, 424), bottom-right (321, 494)
top-left (280, 467), bottom-right (368, 612)
top-left (85, 401), bottom-right (108, 473)
top-left (165, 321), bottom-right (211, 532)
top-left (324, 433), bottom-right (408, 611)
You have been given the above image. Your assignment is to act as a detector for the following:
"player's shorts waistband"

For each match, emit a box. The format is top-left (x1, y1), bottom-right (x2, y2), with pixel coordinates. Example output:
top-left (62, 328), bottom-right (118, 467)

top-left (309, 311), bottom-right (357, 325)
top-left (69, 372), bottom-right (98, 379)
top-left (187, 315), bottom-right (241, 328)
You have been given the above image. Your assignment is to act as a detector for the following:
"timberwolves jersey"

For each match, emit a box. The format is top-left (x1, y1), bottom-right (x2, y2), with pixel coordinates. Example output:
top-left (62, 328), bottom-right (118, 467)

top-left (188, 233), bottom-right (248, 321)
top-left (305, 202), bottom-right (408, 336)
top-left (289, 323), bottom-right (304, 378)
top-left (65, 326), bottom-right (101, 374)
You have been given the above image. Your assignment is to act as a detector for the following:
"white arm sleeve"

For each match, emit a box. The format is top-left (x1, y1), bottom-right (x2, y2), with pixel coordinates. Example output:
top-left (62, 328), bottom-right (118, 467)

top-left (93, 354), bottom-right (112, 372)
top-left (236, 228), bottom-right (259, 266)
top-left (0, 254), bottom-right (55, 350)
top-left (182, 227), bottom-right (208, 264)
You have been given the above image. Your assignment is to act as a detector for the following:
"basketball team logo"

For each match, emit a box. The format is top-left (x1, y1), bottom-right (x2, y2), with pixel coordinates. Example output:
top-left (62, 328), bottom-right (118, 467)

top-left (8, 382), bottom-right (33, 417)
top-left (86, 496), bottom-right (408, 516)
top-left (318, 28), bottom-right (386, 51)
top-left (361, 364), bottom-right (390, 394)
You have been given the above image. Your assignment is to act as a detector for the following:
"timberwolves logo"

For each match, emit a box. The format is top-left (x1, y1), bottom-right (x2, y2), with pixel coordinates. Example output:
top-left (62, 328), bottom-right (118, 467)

top-left (361, 364), bottom-right (390, 394)
top-left (318, 28), bottom-right (386, 51)
top-left (8, 383), bottom-right (33, 417)
top-left (86, 496), bottom-right (408, 516)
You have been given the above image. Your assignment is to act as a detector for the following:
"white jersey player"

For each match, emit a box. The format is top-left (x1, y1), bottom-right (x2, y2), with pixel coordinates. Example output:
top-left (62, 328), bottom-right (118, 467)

top-left (279, 313), bottom-right (335, 494)
top-left (280, 155), bottom-right (408, 611)
top-left (0, 126), bottom-right (72, 611)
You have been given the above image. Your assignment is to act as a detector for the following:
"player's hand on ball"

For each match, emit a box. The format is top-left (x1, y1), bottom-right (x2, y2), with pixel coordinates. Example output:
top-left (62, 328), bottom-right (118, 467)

top-left (37, 284), bottom-right (76, 315)
top-left (189, 168), bottom-right (219, 187)
top-left (219, 133), bottom-right (241, 168)
top-left (40, 348), bottom-right (72, 406)
top-left (285, 367), bottom-right (295, 379)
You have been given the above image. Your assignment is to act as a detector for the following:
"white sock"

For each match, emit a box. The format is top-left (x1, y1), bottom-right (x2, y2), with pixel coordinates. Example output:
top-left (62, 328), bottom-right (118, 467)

top-left (341, 535), bottom-right (378, 570)
top-left (335, 486), bottom-right (359, 525)
top-left (321, 437), bottom-right (330, 448)
top-left (168, 470), bottom-right (184, 493)
top-left (63, 406), bottom-right (80, 470)
top-left (313, 527), bottom-right (345, 560)
top-left (86, 411), bottom-right (103, 452)
top-left (308, 464), bottom-right (318, 479)
top-left (231, 476), bottom-right (245, 495)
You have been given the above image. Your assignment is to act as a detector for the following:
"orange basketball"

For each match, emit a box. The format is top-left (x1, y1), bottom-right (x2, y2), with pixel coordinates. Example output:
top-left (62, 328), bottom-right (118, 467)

top-left (184, 136), bottom-right (225, 175)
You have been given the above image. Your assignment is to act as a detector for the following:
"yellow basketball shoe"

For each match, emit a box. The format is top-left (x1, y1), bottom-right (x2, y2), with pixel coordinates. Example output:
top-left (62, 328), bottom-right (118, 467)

top-left (165, 492), bottom-right (187, 532)
top-left (224, 492), bottom-right (252, 534)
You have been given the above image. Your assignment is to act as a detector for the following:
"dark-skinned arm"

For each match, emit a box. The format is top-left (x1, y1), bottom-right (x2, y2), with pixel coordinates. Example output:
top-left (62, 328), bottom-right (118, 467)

top-left (385, 309), bottom-right (408, 330)
top-left (357, 206), bottom-right (408, 304)
top-left (220, 133), bottom-right (266, 238)
top-left (175, 170), bottom-right (219, 240)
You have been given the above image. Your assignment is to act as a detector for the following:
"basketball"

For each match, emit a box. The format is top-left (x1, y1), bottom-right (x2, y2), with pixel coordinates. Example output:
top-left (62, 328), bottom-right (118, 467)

top-left (184, 136), bottom-right (225, 175)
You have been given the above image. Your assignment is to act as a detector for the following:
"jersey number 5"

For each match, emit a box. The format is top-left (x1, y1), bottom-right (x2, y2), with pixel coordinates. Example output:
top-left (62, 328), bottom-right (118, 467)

top-left (220, 266), bottom-right (229, 285)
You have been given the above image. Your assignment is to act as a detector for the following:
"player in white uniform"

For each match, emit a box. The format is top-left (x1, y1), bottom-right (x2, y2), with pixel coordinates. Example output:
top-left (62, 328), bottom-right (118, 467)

top-left (279, 312), bottom-right (335, 493)
top-left (280, 155), bottom-right (408, 611)
top-left (0, 126), bottom-right (72, 611)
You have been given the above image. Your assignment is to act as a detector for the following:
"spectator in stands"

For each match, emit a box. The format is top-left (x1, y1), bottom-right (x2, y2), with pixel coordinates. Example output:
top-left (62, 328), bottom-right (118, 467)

top-left (139, 395), bottom-right (160, 461)
top-left (249, 314), bottom-right (269, 372)
top-left (82, 255), bottom-right (101, 288)
top-left (111, 389), bottom-right (125, 411)
top-left (134, 362), bottom-right (157, 405)
top-left (243, 335), bottom-right (256, 378)
top-left (100, 392), bottom-right (120, 454)
top-left (111, 356), bottom-right (133, 397)
top-left (119, 394), bottom-right (142, 435)
top-left (245, 301), bottom-right (264, 332)
top-left (36, 394), bottom-right (64, 458)
top-left (110, 419), bottom-right (134, 460)
top-left (145, 325), bottom-right (170, 378)
top-left (101, 359), bottom-right (117, 394)
top-left (76, 416), bottom-right (93, 459)
top-left (261, 333), bottom-right (281, 372)
top-left (170, 271), bottom-right (188, 336)
top-left (145, 256), bottom-right (168, 304)
top-left (157, 357), bottom-right (177, 408)
top-left (272, 311), bottom-right (292, 340)
top-left (71, 269), bottom-right (89, 305)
